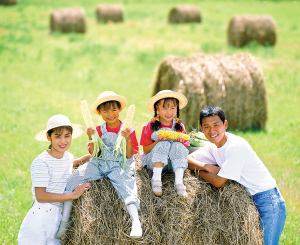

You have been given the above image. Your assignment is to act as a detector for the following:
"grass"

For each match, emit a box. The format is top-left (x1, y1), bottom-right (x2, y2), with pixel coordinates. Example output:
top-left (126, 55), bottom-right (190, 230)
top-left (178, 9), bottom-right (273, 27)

top-left (0, 0), bottom-right (299, 244)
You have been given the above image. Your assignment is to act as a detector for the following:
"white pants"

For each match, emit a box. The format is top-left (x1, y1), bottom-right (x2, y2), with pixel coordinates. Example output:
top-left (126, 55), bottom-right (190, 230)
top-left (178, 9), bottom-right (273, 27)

top-left (18, 202), bottom-right (62, 245)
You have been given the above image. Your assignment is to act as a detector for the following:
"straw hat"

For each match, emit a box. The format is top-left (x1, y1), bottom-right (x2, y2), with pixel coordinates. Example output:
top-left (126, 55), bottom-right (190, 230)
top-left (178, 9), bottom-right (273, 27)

top-left (147, 90), bottom-right (188, 112)
top-left (34, 114), bottom-right (85, 142)
top-left (91, 91), bottom-right (127, 115)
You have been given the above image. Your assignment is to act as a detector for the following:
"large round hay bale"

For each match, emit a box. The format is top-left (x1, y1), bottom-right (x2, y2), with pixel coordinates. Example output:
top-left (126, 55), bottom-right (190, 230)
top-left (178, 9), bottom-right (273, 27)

top-left (96, 4), bottom-right (124, 23)
top-left (62, 155), bottom-right (263, 245)
top-left (168, 5), bottom-right (201, 24)
top-left (50, 8), bottom-right (86, 33)
top-left (227, 15), bottom-right (277, 47)
top-left (153, 53), bottom-right (267, 131)
top-left (0, 0), bottom-right (17, 5)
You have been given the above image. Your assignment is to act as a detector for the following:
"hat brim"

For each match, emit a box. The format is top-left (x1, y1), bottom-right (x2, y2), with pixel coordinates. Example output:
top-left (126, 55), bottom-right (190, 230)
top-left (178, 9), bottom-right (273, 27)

top-left (91, 95), bottom-right (127, 115)
top-left (34, 124), bottom-right (85, 142)
top-left (147, 91), bottom-right (188, 113)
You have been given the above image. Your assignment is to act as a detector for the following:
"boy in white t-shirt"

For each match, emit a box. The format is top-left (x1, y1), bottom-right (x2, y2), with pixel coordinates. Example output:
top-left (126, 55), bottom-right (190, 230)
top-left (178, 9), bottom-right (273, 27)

top-left (187, 106), bottom-right (286, 245)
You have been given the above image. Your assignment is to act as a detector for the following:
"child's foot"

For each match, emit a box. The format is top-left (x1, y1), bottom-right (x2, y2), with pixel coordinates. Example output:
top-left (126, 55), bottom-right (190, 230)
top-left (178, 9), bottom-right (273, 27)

top-left (151, 179), bottom-right (162, 196)
top-left (56, 221), bottom-right (72, 238)
top-left (175, 184), bottom-right (187, 197)
top-left (130, 221), bottom-right (142, 239)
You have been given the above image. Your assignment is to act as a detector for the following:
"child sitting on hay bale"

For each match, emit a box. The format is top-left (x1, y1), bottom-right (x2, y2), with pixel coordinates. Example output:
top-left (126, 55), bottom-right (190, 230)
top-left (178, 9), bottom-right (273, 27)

top-left (56, 91), bottom-right (142, 239)
top-left (187, 106), bottom-right (286, 245)
top-left (140, 90), bottom-right (190, 197)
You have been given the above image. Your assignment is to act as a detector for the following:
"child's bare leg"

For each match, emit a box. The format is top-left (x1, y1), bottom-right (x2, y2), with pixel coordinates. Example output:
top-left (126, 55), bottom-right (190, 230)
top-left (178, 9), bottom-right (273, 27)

top-left (151, 162), bottom-right (163, 196)
top-left (127, 204), bottom-right (142, 239)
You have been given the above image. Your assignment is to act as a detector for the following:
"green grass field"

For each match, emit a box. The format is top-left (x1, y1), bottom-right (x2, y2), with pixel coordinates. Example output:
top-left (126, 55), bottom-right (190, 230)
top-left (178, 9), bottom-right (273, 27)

top-left (1, 0), bottom-right (299, 244)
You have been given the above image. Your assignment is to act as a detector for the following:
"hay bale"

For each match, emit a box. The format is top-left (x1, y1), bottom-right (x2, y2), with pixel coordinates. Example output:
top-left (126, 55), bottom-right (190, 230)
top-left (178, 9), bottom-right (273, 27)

top-left (227, 15), bottom-right (277, 47)
top-left (62, 154), bottom-right (263, 245)
top-left (168, 5), bottom-right (201, 24)
top-left (0, 0), bottom-right (17, 5)
top-left (153, 53), bottom-right (267, 131)
top-left (96, 4), bottom-right (124, 23)
top-left (50, 8), bottom-right (86, 33)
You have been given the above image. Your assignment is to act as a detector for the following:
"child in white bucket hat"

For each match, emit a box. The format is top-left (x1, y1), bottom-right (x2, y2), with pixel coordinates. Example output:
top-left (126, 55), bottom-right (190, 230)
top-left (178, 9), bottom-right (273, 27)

top-left (140, 90), bottom-right (190, 197)
top-left (17, 114), bottom-right (91, 245)
top-left (56, 91), bottom-right (142, 239)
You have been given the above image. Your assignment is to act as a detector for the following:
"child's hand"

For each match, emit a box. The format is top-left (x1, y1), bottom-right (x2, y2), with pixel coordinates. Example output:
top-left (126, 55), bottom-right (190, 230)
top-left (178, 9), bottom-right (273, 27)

top-left (121, 128), bottom-right (131, 141)
top-left (174, 136), bottom-right (185, 143)
top-left (73, 182), bottom-right (91, 199)
top-left (86, 127), bottom-right (95, 138)
top-left (80, 154), bottom-right (92, 164)
top-left (158, 135), bottom-right (169, 141)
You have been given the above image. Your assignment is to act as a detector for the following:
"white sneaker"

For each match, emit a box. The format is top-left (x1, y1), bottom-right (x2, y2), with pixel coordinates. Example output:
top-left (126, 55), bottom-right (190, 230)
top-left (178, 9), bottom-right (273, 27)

top-left (56, 221), bottom-right (72, 238)
top-left (151, 179), bottom-right (162, 197)
top-left (130, 221), bottom-right (142, 239)
top-left (175, 184), bottom-right (187, 197)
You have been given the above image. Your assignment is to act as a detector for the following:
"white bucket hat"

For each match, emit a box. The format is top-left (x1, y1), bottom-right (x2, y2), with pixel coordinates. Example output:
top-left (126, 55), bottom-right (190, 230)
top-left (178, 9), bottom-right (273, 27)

top-left (147, 90), bottom-right (188, 113)
top-left (91, 91), bottom-right (127, 115)
top-left (34, 114), bottom-right (85, 142)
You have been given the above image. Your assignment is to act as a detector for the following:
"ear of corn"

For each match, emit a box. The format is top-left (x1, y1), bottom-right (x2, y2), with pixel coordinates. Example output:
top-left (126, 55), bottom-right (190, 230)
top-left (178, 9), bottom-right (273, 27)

top-left (81, 100), bottom-right (95, 129)
top-left (120, 104), bottom-right (135, 131)
top-left (157, 130), bottom-right (190, 140)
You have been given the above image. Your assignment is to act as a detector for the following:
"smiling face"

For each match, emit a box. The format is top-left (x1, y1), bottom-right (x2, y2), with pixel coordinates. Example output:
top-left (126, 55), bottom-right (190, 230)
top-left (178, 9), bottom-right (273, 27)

top-left (47, 127), bottom-right (72, 158)
top-left (201, 115), bottom-right (228, 148)
top-left (99, 103), bottom-right (121, 128)
top-left (156, 99), bottom-right (178, 125)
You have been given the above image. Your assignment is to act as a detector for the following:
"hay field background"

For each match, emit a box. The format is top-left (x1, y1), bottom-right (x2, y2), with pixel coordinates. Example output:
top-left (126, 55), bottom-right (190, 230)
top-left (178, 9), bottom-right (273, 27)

top-left (0, 0), bottom-right (299, 244)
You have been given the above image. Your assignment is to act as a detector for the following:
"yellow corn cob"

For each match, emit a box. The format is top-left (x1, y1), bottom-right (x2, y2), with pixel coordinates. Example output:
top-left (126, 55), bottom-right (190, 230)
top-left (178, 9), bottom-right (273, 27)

top-left (81, 100), bottom-right (95, 128)
top-left (120, 104), bottom-right (135, 130)
top-left (157, 130), bottom-right (190, 140)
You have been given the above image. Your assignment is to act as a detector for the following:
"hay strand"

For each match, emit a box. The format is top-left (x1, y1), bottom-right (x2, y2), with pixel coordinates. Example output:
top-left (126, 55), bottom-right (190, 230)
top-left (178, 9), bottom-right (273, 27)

top-left (153, 53), bottom-right (267, 131)
top-left (50, 8), bottom-right (87, 33)
top-left (62, 154), bottom-right (263, 245)
top-left (96, 4), bottom-right (124, 23)
top-left (227, 15), bottom-right (277, 47)
top-left (168, 5), bottom-right (201, 24)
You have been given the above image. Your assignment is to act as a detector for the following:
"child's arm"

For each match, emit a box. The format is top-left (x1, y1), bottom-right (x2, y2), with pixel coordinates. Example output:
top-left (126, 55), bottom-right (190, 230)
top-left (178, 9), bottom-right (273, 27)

top-left (35, 182), bottom-right (91, 203)
top-left (121, 128), bottom-right (133, 158)
top-left (73, 154), bottom-right (92, 167)
top-left (143, 135), bottom-right (169, 155)
top-left (87, 127), bottom-right (95, 154)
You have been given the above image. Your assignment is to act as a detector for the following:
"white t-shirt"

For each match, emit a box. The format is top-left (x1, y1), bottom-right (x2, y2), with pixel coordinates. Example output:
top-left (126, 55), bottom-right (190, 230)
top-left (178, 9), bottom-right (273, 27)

top-left (30, 150), bottom-right (74, 207)
top-left (191, 133), bottom-right (277, 195)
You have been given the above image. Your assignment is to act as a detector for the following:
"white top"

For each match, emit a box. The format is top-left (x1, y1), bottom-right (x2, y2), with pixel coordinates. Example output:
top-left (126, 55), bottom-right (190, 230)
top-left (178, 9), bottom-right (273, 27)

top-left (191, 133), bottom-right (277, 195)
top-left (30, 150), bottom-right (74, 207)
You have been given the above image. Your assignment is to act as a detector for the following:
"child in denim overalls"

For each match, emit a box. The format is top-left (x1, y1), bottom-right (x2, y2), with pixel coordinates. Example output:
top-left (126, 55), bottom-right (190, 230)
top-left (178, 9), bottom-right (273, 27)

top-left (140, 90), bottom-right (190, 197)
top-left (56, 91), bottom-right (142, 239)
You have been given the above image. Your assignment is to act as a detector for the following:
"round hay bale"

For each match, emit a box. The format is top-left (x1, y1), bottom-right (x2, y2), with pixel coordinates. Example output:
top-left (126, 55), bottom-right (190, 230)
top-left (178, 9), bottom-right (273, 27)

top-left (62, 154), bottom-right (263, 245)
top-left (50, 8), bottom-right (86, 33)
top-left (227, 15), bottom-right (277, 47)
top-left (96, 4), bottom-right (124, 23)
top-left (153, 53), bottom-right (267, 131)
top-left (0, 0), bottom-right (17, 5)
top-left (168, 5), bottom-right (201, 24)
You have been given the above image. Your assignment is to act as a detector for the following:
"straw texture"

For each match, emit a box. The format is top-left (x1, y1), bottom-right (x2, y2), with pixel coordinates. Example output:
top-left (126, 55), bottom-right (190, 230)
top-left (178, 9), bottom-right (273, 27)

top-left (96, 4), bottom-right (124, 23)
top-left (168, 5), bottom-right (201, 24)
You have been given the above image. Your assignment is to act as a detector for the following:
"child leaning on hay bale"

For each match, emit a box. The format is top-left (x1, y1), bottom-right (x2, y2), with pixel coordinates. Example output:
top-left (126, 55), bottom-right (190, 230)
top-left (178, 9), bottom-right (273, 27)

top-left (187, 106), bottom-right (286, 245)
top-left (140, 90), bottom-right (190, 197)
top-left (56, 91), bottom-right (142, 239)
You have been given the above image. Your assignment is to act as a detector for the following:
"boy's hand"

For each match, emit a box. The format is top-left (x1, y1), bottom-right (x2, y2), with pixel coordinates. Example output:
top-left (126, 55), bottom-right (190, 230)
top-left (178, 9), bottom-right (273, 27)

top-left (87, 127), bottom-right (95, 138)
top-left (121, 128), bottom-right (131, 141)
top-left (73, 182), bottom-right (91, 199)
top-left (80, 154), bottom-right (92, 164)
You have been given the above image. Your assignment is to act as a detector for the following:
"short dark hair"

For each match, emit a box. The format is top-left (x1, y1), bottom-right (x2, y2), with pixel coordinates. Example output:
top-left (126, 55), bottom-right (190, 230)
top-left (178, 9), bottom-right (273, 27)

top-left (199, 106), bottom-right (226, 126)
top-left (97, 100), bottom-right (121, 113)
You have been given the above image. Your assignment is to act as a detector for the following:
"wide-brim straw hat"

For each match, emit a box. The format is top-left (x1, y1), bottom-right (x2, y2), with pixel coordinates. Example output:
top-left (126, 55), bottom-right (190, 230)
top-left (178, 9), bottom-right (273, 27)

top-left (34, 114), bottom-right (85, 142)
top-left (147, 90), bottom-right (188, 112)
top-left (91, 91), bottom-right (127, 115)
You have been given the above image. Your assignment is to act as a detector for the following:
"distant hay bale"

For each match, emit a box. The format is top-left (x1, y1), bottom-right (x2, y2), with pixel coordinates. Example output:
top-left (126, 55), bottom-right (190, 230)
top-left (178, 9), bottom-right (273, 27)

top-left (168, 5), bottom-right (201, 24)
top-left (50, 8), bottom-right (86, 33)
top-left (227, 15), bottom-right (277, 47)
top-left (0, 0), bottom-right (17, 5)
top-left (153, 53), bottom-right (267, 131)
top-left (62, 154), bottom-right (263, 245)
top-left (96, 4), bottom-right (124, 23)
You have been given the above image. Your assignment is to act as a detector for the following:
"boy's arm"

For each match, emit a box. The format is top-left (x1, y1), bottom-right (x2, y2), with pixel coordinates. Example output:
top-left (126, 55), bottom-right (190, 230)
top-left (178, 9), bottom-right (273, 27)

top-left (121, 128), bottom-right (133, 158)
top-left (198, 171), bottom-right (228, 188)
top-left (73, 154), bottom-right (92, 167)
top-left (187, 155), bottom-right (220, 175)
top-left (35, 183), bottom-right (91, 203)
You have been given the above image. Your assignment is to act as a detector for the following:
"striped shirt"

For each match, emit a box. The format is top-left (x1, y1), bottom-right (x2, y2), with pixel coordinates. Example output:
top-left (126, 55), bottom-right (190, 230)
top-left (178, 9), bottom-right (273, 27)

top-left (30, 150), bottom-right (74, 207)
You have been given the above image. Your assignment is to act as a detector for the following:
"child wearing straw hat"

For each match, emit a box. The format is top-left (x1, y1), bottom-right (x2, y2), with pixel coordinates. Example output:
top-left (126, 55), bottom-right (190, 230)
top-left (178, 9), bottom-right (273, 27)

top-left (17, 114), bottom-right (91, 245)
top-left (140, 90), bottom-right (190, 197)
top-left (56, 91), bottom-right (142, 239)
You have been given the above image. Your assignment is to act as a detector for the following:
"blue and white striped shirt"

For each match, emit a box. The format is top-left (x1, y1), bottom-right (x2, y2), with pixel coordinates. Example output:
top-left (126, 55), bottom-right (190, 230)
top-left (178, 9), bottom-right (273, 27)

top-left (30, 150), bottom-right (74, 207)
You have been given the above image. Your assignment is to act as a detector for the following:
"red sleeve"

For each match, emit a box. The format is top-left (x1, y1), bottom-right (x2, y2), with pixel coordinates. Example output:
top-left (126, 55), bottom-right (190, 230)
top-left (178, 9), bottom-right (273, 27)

top-left (87, 125), bottom-right (102, 154)
top-left (129, 126), bottom-right (139, 155)
top-left (139, 121), bottom-right (154, 147)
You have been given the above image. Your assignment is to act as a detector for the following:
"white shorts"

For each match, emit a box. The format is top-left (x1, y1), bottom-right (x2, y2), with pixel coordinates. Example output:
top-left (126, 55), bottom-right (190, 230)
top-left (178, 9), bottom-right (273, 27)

top-left (18, 202), bottom-right (62, 245)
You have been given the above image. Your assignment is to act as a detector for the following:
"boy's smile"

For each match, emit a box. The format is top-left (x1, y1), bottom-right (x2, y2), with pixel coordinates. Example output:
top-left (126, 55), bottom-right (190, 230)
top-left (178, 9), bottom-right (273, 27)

top-left (99, 105), bottom-right (121, 128)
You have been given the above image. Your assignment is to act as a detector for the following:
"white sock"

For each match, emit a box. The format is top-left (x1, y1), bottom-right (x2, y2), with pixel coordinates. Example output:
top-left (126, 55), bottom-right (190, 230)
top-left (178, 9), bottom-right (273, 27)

top-left (61, 200), bottom-right (73, 222)
top-left (174, 167), bottom-right (184, 185)
top-left (152, 167), bottom-right (163, 181)
top-left (127, 204), bottom-right (140, 225)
